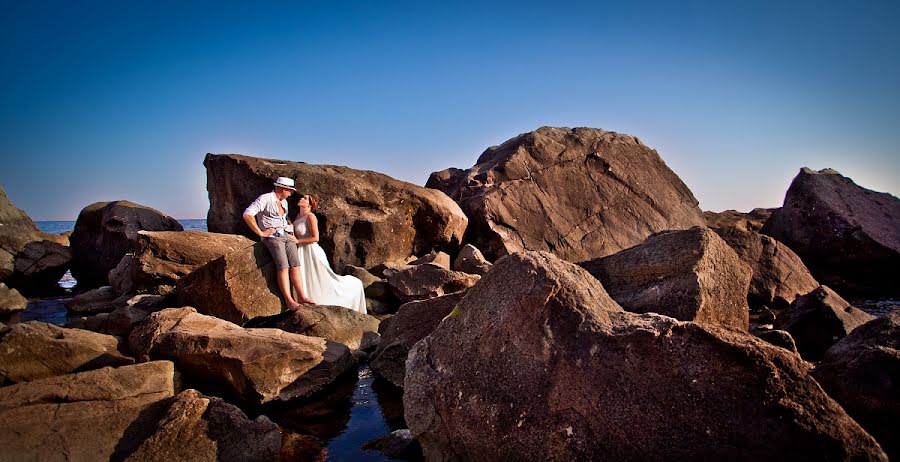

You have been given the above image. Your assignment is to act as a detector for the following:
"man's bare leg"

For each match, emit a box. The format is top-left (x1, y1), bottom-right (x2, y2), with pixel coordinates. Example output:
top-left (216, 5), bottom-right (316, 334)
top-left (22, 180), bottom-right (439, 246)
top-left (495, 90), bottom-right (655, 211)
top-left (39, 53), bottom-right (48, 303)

top-left (276, 267), bottom-right (301, 310)
top-left (290, 266), bottom-right (314, 304)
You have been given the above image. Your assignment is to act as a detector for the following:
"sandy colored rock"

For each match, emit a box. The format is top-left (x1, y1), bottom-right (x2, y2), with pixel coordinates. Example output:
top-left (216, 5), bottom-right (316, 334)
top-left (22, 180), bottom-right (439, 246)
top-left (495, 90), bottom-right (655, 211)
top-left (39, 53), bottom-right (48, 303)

top-left (269, 304), bottom-right (381, 350)
top-left (0, 282), bottom-right (27, 313)
top-left (761, 168), bottom-right (900, 297)
top-left (581, 227), bottom-right (751, 330)
top-left (712, 225), bottom-right (819, 308)
top-left (204, 153), bottom-right (467, 269)
top-left (814, 308), bottom-right (900, 459)
top-left (410, 250), bottom-right (451, 270)
top-left (0, 321), bottom-right (134, 385)
top-left (777, 286), bottom-right (875, 360)
top-left (129, 307), bottom-right (356, 404)
top-left (69, 200), bottom-right (183, 289)
top-left (0, 361), bottom-right (175, 462)
top-left (175, 242), bottom-right (285, 325)
top-left (427, 127), bottom-right (705, 262)
top-left (342, 265), bottom-right (380, 288)
top-left (703, 208), bottom-right (774, 232)
top-left (405, 251), bottom-right (886, 461)
top-left (370, 291), bottom-right (465, 387)
top-left (110, 230), bottom-right (254, 296)
top-left (66, 305), bottom-right (150, 337)
top-left (386, 263), bottom-right (479, 303)
top-left (452, 243), bottom-right (492, 275)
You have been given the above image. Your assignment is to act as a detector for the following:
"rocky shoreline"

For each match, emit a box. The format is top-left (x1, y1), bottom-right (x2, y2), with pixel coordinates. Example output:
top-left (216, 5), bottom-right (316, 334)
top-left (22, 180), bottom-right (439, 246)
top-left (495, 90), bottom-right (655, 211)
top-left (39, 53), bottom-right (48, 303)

top-left (1, 126), bottom-right (898, 460)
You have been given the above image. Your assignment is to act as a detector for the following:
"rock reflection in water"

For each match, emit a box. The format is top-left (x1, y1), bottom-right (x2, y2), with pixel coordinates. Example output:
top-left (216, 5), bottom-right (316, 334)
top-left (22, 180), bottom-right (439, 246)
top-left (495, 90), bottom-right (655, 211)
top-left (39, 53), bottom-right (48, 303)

top-left (4, 297), bottom-right (69, 325)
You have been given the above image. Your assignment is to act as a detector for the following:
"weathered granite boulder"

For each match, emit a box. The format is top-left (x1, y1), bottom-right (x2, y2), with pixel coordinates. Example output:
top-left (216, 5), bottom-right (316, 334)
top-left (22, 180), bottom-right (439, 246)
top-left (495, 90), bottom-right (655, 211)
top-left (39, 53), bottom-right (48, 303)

top-left (66, 285), bottom-right (121, 315)
top-left (777, 286), bottom-right (875, 361)
top-left (70, 200), bottom-right (184, 289)
top-left (129, 307), bottom-right (356, 404)
top-left (175, 242), bottom-right (284, 325)
top-left (0, 321), bottom-right (134, 385)
top-left (410, 250), bottom-right (451, 270)
top-left (66, 306), bottom-right (151, 337)
top-left (750, 327), bottom-right (799, 353)
top-left (581, 227), bottom-right (751, 330)
top-left (0, 184), bottom-right (70, 295)
top-left (452, 243), bottom-right (492, 275)
top-left (761, 168), bottom-right (900, 297)
top-left (405, 251), bottom-right (886, 461)
top-left (0, 361), bottom-right (175, 462)
top-left (703, 208), bottom-right (774, 232)
top-left (370, 291), bottom-right (465, 387)
top-left (0, 282), bottom-right (27, 313)
top-left (426, 127), bottom-right (706, 262)
top-left (386, 263), bottom-right (480, 303)
top-left (813, 308), bottom-right (900, 459)
top-left (711, 225), bottom-right (819, 308)
top-left (122, 389), bottom-right (282, 462)
top-left (204, 153), bottom-right (467, 269)
top-left (110, 230), bottom-right (254, 296)
top-left (342, 265), bottom-right (381, 288)
top-left (264, 304), bottom-right (381, 350)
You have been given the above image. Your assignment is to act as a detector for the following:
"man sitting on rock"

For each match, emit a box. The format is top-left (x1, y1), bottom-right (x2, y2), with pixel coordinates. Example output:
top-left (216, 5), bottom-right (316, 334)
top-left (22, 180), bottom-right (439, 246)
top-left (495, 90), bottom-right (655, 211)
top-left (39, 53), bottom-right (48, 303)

top-left (243, 177), bottom-right (313, 310)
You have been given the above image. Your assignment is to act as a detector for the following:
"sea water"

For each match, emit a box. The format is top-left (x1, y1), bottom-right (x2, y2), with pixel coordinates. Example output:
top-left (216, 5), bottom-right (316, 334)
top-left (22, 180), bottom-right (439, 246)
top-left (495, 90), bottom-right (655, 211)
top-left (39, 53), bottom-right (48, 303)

top-left (21, 219), bottom-right (412, 461)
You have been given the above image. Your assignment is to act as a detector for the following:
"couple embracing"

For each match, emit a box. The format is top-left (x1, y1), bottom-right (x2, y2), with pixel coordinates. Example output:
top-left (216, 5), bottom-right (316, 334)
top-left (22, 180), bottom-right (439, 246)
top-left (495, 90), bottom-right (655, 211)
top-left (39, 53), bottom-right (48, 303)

top-left (242, 177), bottom-right (366, 314)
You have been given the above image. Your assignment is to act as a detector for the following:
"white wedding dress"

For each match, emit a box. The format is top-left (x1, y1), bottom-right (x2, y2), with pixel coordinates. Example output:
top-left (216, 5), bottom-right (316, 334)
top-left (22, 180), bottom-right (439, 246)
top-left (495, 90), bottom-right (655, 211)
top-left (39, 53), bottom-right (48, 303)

top-left (293, 213), bottom-right (367, 314)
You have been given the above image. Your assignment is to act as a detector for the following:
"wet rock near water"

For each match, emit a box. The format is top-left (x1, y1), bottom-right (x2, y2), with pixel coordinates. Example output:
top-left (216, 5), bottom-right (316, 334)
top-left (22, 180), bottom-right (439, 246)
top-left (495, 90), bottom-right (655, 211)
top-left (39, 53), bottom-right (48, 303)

top-left (0, 361), bottom-right (175, 462)
top-left (250, 304), bottom-right (381, 351)
top-left (66, 305), bottom-right (151, 338)
top-left (66, 285), bottom-right (121, 315)
top-left (427, 126), bottom-right (706, 262)
top-left (581, 227), bottom-right (751, 330)
top-left (204, 153), bottom-right (467, 269)
top-left (711, 225), bottom-right (819, 309)
top-left (776, 285), bottom-right (874, 361)
top-left (0, 282), bottom-right (27, 313)
top-left (761, 168), bottom-right (900, 297)
top-left (129, 307), bottom-right (357, 404)
top-left (110, 230), bottom-right (254, 296)
top-left (363, 429), bottom-right (422, 460)
top-left (70, 200), bottom-right (184, 290)
top-left (813, 308), bottom-right (900, 459)
top-left (370, 291), bottom-right (465, 387)
top-left (0, 321), bottom-right (134, 385)
top-left (405, 251), bottom-right (886, 461)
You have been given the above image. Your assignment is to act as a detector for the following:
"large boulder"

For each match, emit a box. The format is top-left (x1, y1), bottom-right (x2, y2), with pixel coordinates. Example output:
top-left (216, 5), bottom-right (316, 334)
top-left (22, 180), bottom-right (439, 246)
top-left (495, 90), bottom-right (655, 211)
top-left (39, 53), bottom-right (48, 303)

top-left (0, 361), bottom-right (175, 461)
top-left (66, 306), bottom-right (151, 337)
top-left (711, 225), bottom-right (819, 308)
top-left (405, 251), bottom-right (886, 461)
top-left (110, 230), bottom-right (254, 295)
top-left (777, 286), bottom-right (875, 361)
top-left (266, 304), bottom-right (380, 350)
top-left (813, 308), bottom-right (900, 459)
top-left (70, 200), bottom-right (184, 289)
top-left (761, 168), bottom-right (900, 297)
top-left (129, 307), bottom-right (356, 404)
top-left (174, 242), bottom-right (285, 325)
top-left (426, 127), bottom-right (706, 262)
top-left (581, 227), bottom-right (751, 330)
top-left (0, 321), bottom-right (134, 385)
top-left (385, 263), bottom-right (480, 303)
top-left (370, 291), bottom-right (465, 387)
top-left (204, 153), bottom-right (467, 269)
top-left (0, 184), bottom-right (70, 295)
top-left (122, 389), bottom-right (282, 462)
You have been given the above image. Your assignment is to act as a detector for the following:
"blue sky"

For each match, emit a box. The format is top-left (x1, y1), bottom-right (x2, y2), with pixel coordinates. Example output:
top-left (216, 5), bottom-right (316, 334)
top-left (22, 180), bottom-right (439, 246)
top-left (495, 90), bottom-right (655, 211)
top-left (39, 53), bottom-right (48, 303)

top-left (1, 0), bottom-right (898, 221)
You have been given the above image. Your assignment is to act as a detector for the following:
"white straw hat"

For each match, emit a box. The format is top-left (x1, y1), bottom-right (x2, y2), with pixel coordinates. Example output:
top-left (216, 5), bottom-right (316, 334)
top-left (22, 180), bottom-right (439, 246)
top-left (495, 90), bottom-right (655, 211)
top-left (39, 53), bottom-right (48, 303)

top-left (273, 177), bottom-right (296, 191)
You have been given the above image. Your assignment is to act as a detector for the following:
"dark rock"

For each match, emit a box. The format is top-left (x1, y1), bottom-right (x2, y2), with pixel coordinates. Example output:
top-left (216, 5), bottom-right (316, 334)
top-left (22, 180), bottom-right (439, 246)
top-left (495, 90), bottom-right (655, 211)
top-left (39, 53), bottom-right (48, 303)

top-left (0, 321), bottom-right (134, 385)
top-left (370, 291), bottom-right (465, 387)
top-left (386, 263), bottom-right (480, 303)
top-left (204, 153), bottom-right (467, 269)
top-left (777, 286), bottom-right (874, 361)
top-left (813, 308), bottom-right (900, 459)
top-left (362, 429), bottom-right (422, 460)
top-left (110, 230), bottom-right (253, 296)
top-left (761, 168), bottom-right (900, 297)
top-left (128, 307), bottom-right (356, 404)
top-left (264, 304), bottom-right (381, 350)
top-left (405, 251), bottom-right (886, 461)
top-left (342, 265), bottom-right (380, 288)
top-left (427, 127), bottom-right (706, 262)
top-left (66, 285), bottom-right (121, 315)
top-left (66, 306), bottom-right (150, 337)
top-left (70, 200), bottom-right (183, 289)
top-left (703, 208), bottom-right (774, 232)
top-left (750, 327), bottom-right (799, 353)
top-left (581, 227), bottom-right (751, 330)
top-left (453, 243), bottom-right (493, 275)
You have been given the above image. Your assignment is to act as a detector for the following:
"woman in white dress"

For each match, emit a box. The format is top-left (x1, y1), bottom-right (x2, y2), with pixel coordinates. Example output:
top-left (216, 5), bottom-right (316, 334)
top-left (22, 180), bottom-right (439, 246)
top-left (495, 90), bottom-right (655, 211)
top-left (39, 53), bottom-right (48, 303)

top-left (292, 194), bottom-right (367, 314)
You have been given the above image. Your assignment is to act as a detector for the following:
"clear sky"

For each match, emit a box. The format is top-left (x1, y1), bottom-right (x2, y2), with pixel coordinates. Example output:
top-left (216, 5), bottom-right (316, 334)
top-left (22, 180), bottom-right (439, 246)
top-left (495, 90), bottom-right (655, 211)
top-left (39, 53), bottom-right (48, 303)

top-left (1, 0), bottom-right (898, 221)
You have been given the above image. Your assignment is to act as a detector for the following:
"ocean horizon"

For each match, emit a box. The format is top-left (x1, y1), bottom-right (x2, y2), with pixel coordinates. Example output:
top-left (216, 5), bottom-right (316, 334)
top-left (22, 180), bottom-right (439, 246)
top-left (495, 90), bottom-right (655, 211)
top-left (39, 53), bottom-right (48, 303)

top-left (36, 219), bottom-right (208, 234)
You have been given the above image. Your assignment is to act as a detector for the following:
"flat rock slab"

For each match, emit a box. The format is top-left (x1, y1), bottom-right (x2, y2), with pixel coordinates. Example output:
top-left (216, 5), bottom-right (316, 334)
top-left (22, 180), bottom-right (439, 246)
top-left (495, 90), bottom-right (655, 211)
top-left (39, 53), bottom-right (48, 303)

top-left (386, 263), bottom-right (480, 303)
top-left (129, 307), bottom-right (356, 404)
top-left (405, 251), bottom-right (886, 461)
top-left (252, 304), bottom-right (380, 350)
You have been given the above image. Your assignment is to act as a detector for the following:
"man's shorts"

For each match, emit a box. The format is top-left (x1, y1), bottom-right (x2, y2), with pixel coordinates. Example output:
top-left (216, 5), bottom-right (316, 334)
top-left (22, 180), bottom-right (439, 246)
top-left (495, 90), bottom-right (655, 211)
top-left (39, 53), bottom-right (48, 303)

top-left (262, 235), bottom-right (301, 269)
